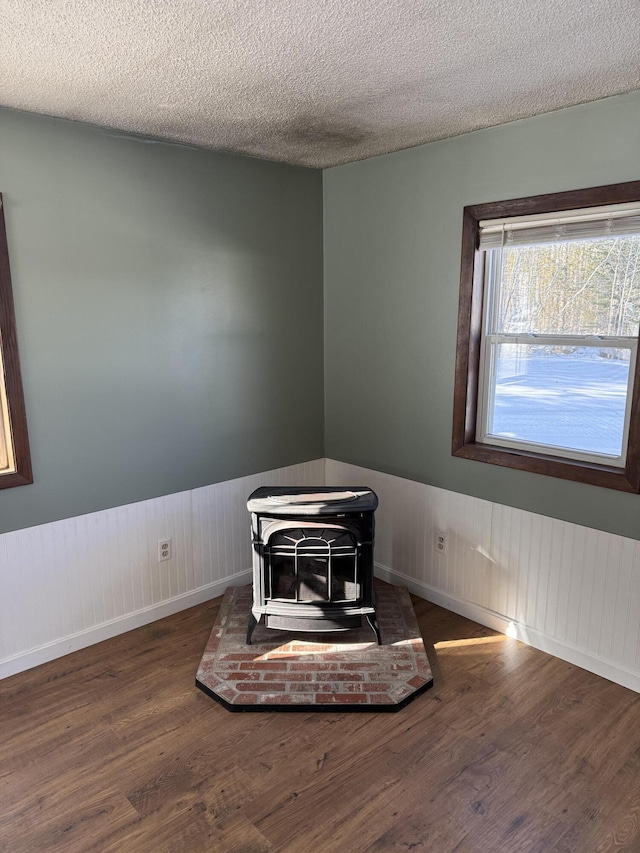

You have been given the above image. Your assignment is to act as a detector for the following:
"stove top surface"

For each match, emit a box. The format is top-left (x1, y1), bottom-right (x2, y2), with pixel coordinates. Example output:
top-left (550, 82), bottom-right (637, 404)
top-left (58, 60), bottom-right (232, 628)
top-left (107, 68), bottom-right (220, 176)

top-left (247, 486), bottom-right (378, 515)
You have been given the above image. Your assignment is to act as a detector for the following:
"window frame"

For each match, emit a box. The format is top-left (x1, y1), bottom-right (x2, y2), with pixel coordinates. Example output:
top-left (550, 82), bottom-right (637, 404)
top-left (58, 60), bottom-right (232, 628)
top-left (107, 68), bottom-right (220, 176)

top-left (452, 181), bottom-right (640, 493)
top-left (0, 192), bottom-right (32, 489)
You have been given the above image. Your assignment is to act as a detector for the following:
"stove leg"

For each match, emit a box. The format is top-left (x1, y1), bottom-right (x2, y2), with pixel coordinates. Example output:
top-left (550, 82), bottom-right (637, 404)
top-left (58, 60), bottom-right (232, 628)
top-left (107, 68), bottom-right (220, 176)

top-left (247, 612), bottom-right (258, 645)
top-left (366, 613), bottom-right (382, 645)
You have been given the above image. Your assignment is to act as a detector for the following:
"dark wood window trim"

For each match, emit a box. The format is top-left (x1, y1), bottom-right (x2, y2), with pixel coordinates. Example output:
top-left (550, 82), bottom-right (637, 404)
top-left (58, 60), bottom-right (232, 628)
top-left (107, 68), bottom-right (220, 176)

top-left (0, 193), bottom-right (32, 488)
top-left (452, 180), bottom-right (640, 493)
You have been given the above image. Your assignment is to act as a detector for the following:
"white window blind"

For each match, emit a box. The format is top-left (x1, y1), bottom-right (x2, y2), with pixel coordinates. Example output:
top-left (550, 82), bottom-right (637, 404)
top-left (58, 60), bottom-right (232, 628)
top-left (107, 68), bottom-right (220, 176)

top-left (479, 202), bottom-right (640, 250)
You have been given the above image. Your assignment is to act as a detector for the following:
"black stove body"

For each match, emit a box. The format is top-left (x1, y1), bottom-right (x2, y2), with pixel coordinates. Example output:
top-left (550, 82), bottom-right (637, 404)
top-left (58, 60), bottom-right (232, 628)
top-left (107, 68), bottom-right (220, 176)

top-left (246, 486), bottom-right (381, 644)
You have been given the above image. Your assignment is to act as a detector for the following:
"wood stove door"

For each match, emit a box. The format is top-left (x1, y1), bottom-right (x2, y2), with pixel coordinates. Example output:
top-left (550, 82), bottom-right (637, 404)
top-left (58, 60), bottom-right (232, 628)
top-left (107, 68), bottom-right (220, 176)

top-left (265, 523), bottom-right (360, 605)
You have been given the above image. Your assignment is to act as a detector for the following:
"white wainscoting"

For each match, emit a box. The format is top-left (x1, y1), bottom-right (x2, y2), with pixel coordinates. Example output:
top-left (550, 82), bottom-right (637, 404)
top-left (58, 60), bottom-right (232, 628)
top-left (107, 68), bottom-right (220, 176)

top-left (4, 456), bottom-right (640, 692)
top-left (0, 458), bottom-right (325, 679)
top-left (326, 459), bottom-right (640, 693)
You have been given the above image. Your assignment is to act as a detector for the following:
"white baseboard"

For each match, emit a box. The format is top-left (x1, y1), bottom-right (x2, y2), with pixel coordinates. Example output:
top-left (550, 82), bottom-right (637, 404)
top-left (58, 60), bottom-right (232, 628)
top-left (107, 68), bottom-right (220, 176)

top-left (376, 562), bottom-right (640, 694)
top-left (0, 569), bottom-right (252, 681)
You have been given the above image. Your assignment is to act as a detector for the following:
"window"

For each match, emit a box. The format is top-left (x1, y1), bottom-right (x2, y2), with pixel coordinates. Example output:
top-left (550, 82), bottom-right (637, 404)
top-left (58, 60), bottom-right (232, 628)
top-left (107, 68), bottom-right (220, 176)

top-left (452, 181), bottom-right (640, 492)
top-left (0, 193), bottom-right (32, 488)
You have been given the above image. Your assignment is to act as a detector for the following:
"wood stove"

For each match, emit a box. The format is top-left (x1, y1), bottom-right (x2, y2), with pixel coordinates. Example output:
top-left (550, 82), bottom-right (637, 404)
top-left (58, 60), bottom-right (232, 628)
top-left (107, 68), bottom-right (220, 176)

top-left (246, 486), bottom-right (380, 644)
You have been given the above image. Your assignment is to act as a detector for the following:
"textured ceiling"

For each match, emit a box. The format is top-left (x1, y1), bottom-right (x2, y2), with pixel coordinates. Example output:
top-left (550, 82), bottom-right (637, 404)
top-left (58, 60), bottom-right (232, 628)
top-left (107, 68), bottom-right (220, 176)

top-left (1, 0), bottom-right (640, 169)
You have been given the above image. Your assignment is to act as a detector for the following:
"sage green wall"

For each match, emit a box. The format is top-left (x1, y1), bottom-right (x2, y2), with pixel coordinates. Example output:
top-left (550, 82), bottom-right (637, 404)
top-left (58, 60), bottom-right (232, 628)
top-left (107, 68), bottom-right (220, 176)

top-left (0, 108), bottom-right (323, 534)
top-left (324, 91), bottom-right (640, 539)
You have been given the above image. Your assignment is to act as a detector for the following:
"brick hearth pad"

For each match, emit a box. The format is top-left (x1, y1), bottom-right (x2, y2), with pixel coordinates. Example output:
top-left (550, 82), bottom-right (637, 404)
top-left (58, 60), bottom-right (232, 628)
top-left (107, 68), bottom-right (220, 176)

top-left (195, 579), bottom-right (433, 712)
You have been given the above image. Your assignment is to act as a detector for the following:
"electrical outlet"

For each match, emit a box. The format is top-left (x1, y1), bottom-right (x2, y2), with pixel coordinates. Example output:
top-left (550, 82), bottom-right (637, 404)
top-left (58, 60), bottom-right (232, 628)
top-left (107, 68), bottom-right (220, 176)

top-left (435, 532), bottom-right (446, 555)
top-left (158, 538), bottom-right (171, 562)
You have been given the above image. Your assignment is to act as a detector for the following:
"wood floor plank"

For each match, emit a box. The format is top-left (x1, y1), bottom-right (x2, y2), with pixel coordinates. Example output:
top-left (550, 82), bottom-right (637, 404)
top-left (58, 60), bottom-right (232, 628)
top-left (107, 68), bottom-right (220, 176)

top-left (0, 725), bottom-right (124, 819)
top-left (2, 594), bottom-right (640, 852)
top-left (0, 786), bottom-right (140, 853)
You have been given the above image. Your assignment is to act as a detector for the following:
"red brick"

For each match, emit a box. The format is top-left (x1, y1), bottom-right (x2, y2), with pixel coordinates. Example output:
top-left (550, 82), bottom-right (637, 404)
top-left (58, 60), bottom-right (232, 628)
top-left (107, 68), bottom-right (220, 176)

top-left (346, 682), bottom-right (393, 693)
top-left (316, 672), bottom-right (364, 682)
top-left (369, 693), bottom-right (393, 704)
top-left (199, 677), bottom-right (224, 693)
top-left (239, 661), bottom-right (288, 671)
top-left (389, 684), bottom-right (413, 701)
top-left (225, 671), bottom-right (262, 682)
top-left (235, 682), bottom-right (286, 692)
top-left (235, 693), bottom-right (259, 704)
top-left (408, 675), bottom-right (429, 689)
top-left (315, 693), bottom-right (368, 704)
top-left (290, 682), bottom-right (320, 693)
top-left (264, 672), bottom-right (312, 682)
top-left (289, 662), bottom-right (340, 672)
top-left (260, 693), bottom-right (314, 704)
top-left (215, 686), bottom-right (238, 702)
top-left (339, 663), bottom-right (382, 671)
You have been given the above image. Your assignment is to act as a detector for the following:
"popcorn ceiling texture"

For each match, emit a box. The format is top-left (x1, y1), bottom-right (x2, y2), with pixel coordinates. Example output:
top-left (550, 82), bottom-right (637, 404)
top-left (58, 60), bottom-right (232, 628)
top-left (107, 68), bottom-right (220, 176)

top-left (1, 0), bottom-right (639, 168)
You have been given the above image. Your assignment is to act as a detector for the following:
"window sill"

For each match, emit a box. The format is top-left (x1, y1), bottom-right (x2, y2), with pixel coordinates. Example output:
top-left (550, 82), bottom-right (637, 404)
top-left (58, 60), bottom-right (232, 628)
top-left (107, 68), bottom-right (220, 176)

top-left (0, 470), bottom-right (33, 490)
top-left (452, 439), bottom-right (640, 492)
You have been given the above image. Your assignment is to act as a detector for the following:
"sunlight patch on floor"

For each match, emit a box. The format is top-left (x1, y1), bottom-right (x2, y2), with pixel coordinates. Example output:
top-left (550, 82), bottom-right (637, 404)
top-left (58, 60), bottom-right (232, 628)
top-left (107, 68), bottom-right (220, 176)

top-left (435, 635), bottom-right (507, 649)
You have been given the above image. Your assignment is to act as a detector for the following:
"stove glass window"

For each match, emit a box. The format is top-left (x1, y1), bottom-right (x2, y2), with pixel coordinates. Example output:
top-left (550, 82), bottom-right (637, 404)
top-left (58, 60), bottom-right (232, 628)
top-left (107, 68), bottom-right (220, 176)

top-left (267, 528), bottom-right (359, 603)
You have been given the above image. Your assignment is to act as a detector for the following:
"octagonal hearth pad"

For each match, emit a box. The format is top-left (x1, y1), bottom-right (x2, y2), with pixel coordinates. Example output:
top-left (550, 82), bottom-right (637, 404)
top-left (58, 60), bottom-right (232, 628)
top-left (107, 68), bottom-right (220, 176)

top-left (196, 579), bottom-right (433, 712)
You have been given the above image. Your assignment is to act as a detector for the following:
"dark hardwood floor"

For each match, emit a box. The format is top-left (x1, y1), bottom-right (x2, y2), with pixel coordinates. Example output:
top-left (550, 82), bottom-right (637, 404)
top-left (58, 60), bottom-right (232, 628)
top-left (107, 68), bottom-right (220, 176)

top-left (1, 592), bottom-right (640, 852)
